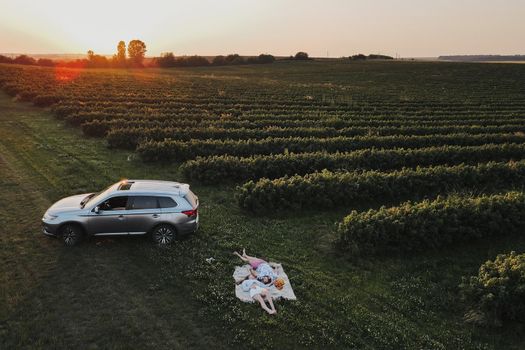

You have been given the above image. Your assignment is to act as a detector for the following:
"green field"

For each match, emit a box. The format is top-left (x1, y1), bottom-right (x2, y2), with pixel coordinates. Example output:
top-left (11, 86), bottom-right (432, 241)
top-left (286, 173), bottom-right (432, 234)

top-left (1, 61), bottom-right (525, 349)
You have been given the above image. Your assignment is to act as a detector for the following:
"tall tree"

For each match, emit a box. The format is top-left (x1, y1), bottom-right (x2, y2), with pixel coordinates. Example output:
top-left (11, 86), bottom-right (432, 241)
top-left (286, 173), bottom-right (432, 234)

top-left (117, 41), bottom-right (126, 62)
top-left (128, 40), bottom-right (146, 67)
top-left (112, 41), bottom-right (127, 68)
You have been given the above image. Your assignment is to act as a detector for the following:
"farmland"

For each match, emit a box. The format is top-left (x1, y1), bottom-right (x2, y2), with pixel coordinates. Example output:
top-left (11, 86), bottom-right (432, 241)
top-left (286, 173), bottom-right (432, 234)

top-left (1, 60), bottom-right (525, 349)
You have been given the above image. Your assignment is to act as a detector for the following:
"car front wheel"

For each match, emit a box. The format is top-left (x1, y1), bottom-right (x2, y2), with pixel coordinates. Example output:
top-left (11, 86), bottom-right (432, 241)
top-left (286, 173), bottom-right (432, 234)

top-left (151, 224), bottom-right (176, 246)
top-left (60, 224), bottom-right (83, 247)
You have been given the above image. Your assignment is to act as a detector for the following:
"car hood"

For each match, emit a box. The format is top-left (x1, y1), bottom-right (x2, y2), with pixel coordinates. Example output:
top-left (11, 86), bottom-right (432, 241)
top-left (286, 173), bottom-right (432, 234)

top-left (46, 193), bottom-right (91, 215)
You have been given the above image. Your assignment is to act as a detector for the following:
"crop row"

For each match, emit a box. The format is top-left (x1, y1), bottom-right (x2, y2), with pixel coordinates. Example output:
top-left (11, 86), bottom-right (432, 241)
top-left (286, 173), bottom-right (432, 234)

top-left (336, 191), bottom-right (525, 255)
top-left (236, 161), bottom-right (525, 212)
top-left (180, 143), bottom-right (525, 183)
top-left (36, 94), bottom-right (525, 108)
top-left (55, 101), bottom-right (525, 121)
top-left (10, 80), bottom-right (523, 116)
top-left (59, 105), bottom-right (525, 122)
top-left (11, 83), bottom-right (522, 107)
top-left (106, 125), bottom-right (525, 149)
top-left (79, 116), bottom-right (525, 137)
top-left (137, 133), bottom-right (525, 162)
top-left (42, 92), bottom-right (525, 107)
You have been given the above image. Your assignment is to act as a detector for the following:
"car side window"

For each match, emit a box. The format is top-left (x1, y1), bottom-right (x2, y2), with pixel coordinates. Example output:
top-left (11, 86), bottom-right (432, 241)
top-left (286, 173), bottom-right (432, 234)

top-left (129, 196), bottom-right (159, 210)
top-left (100, 196), bottom-right (128, 211)
top-left (158, 196), bottom-right (177, 208)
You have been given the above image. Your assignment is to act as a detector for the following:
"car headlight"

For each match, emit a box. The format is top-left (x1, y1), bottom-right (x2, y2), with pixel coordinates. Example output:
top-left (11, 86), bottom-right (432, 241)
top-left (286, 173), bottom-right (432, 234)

top-left (44, 213), bottom-right (58, 221)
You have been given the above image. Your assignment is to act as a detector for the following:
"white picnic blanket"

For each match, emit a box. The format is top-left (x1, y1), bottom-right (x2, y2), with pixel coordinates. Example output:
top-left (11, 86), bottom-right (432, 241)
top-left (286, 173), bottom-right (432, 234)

top-left (233, 263), bottom-right (297, 302)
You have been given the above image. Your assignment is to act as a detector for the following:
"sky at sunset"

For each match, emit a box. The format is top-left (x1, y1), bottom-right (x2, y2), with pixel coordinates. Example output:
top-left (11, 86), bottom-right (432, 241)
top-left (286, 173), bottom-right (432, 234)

top-left (0, 0), bottom-right (524, 58)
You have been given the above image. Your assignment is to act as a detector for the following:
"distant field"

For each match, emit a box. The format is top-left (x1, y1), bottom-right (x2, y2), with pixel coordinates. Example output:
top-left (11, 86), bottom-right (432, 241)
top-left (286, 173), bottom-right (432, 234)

top-left (1, 61), bottom-right (525, 349)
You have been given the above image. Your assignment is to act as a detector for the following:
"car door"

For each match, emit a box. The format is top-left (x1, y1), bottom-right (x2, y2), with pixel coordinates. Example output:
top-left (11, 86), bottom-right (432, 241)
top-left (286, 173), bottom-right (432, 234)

top-left (88, 195), bottom-right (130, 235)
top-left (125, 196), bottom-right (161, 234)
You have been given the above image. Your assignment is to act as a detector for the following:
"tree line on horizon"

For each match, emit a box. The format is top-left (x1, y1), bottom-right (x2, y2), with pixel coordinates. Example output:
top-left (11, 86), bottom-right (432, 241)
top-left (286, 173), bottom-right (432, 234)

top-left (0, 39), bottom-right (312, 69)
top-left (0, 40), bottom-right (393, 69)
top-left (0, 54), bottom-right (56, 67)
top-left (0, 40), bottom-right (147, 69)
top-left (155, 52), bottom-right (277, 67)
top-left (348, 53), bottom-right (393, 60)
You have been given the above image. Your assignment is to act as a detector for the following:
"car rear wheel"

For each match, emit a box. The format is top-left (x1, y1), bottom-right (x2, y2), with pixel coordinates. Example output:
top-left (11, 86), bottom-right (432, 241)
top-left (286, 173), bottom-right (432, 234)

top-left (60, 224), bottom-right (83, 247)
top-left (152, 224), bottom-right (176, 246)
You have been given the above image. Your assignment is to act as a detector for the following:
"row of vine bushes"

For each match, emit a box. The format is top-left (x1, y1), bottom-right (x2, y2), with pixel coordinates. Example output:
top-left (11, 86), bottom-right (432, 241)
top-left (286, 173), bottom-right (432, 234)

top-left (137, 133), bottom-right (525, 161)
top-left (80, 116), bottom-right (525, 137)
top-left (236, 161), bottom-right (525, 212)
top-left (336, 191), bottom-right (525, 255)
top-left (106, 125), bottom-right (525, 149)
top-left (181, 143), bottom-right (525, 183)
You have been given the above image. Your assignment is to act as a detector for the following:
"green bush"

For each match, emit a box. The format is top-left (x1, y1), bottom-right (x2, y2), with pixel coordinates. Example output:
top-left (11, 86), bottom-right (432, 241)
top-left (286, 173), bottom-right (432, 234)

top-left (52, 105), bottom-right (81, 119)
top-left (81, 119), bottom-right (109, 137)
top-left (137, 133), bottom-right (525, 162)
top-left (459, 251), bottom-right (525, 326)
top-left (236, 161), bottom-right (525, 213)
top-left (77, 115), bottom-right (525, 130)
top-left (33, 94), bottom-right (61, 107)
top-left (336, 192), bottom-right (525, 255)
top-left (181, 143), bottom-right (525, 184)
top-left (3, 83), bottom-right (21, 96)
top-left (105, 124), bottom-right (525, 150)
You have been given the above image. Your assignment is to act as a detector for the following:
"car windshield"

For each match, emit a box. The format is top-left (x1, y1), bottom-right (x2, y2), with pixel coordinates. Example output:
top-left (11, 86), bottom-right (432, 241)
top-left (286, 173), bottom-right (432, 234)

top-left (80, 193), bottom-right (96, 208)
top-left (81, 183), bottom-right (118, 208)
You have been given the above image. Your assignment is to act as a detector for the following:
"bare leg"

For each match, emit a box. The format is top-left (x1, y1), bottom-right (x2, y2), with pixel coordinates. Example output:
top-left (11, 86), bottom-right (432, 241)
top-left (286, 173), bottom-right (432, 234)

top-left (246, 257), bottom-right (262, 266)
top-left (233, 251), bottom-right (249, 262)
top-left (265, 294), bottom-right (277, 314)
top-left (244, 253), bottom-right (264, 266)
top-left (254, 294), bottom-right (274, 314)
top-left (242, 248), bottom-right (258, 261)
top-left (261, 289), bottom-right (276, 314)
top-left (237, 250), bottom-right (266, 269)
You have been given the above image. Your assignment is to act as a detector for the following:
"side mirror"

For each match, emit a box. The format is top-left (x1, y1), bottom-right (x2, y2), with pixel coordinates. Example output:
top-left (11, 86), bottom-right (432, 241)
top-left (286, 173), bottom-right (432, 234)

top-left (94, 206), bottom-right (100, 214)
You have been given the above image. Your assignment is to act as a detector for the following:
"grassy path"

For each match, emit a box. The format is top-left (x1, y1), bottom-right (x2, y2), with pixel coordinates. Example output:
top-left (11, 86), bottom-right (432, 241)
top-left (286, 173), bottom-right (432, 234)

top-left (0, 94), bottom-right (227, 349)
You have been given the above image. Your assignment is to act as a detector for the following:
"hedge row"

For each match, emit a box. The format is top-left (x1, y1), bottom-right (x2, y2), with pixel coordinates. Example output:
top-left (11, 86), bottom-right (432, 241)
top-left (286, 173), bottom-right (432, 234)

top-left (137, 133), bottom-right (525, 162)
top-left (55, 101), bottom-right (525, 122)
top-left (236, 161), bottom-right (525, 212)
top-left (81, 118), bottom-right (198, 137)
top-left (336, 191), bottom-right (525, 255)
top-left (180, 143), bottom-right (525, 184)
top-left (80, 116), bottom-right (525, 137)
top-left (106, 125), bottom-right (525, 149)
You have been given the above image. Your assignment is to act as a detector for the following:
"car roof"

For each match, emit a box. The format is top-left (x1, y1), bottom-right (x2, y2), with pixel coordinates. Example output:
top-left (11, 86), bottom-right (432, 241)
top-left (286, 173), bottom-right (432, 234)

top-left (112, 180), bottom-right (190, 197)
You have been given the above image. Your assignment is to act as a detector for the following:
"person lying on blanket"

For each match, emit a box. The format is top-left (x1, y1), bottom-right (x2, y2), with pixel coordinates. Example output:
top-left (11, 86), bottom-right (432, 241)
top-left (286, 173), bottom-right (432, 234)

top-left (233, 249), bottom-right (277, 285)
top-left (239, 276), bottom-right (277, 315)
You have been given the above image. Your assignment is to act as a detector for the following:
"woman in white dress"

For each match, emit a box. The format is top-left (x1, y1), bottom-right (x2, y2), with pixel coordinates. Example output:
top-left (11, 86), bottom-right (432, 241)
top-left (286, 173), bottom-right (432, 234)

top-left (240, 277), bottom-right (277, 315)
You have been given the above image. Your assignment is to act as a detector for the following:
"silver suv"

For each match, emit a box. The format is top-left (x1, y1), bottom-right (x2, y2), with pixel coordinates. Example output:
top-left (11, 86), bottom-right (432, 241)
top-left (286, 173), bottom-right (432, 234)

top-left (42, 180), bottom-right (199, 246)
